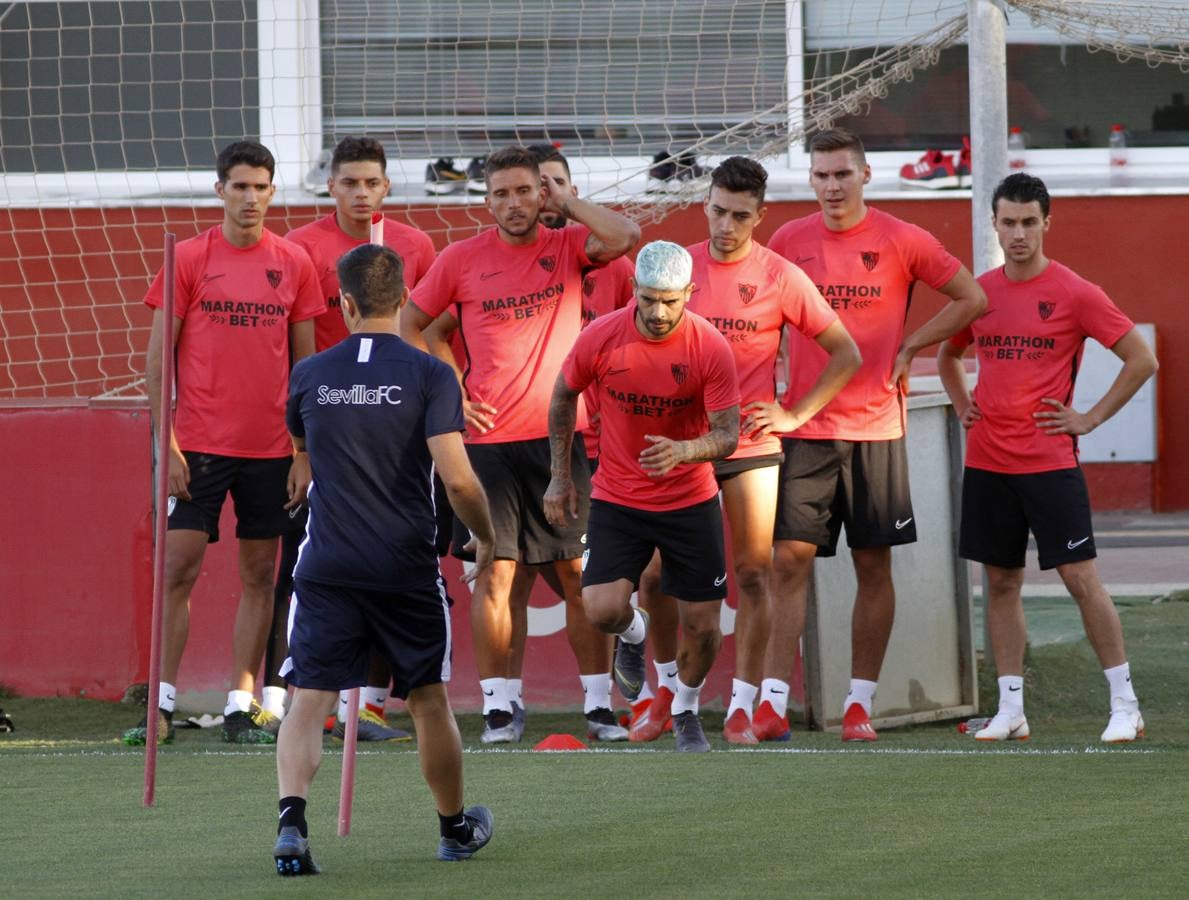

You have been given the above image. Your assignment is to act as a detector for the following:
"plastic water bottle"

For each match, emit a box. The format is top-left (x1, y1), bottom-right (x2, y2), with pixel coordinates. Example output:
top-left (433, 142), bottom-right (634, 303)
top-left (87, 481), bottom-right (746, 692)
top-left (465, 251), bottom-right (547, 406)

top-left (957, 716), bottom-right (992, 735)
top-left (1007, 127), bottom-right (1027, 171)
top-left (1109, 124), bottom-right (1129, 169)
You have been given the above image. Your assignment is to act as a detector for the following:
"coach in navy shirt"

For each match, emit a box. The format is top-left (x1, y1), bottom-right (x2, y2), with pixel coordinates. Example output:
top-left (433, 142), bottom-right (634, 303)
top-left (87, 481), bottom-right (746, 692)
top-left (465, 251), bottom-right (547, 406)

top-left (272, 243), bottom-right (496, 875)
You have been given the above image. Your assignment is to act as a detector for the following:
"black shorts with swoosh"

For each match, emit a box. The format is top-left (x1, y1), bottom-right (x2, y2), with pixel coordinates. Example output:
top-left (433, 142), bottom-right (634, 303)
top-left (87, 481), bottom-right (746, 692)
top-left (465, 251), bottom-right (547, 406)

top-left (959, 466), bottom-right (1096, 570)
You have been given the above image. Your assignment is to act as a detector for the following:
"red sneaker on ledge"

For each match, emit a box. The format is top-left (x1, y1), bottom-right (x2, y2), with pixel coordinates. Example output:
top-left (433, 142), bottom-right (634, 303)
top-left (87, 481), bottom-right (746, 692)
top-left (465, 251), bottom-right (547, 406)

top-left (899, 149), bottom-right (960, 189)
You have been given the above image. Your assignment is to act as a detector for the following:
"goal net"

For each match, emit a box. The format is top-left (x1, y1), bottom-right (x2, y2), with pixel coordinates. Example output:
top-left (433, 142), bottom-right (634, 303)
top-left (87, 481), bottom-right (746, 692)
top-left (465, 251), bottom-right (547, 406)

top-left (1, 0), bottom-right (1186, 399)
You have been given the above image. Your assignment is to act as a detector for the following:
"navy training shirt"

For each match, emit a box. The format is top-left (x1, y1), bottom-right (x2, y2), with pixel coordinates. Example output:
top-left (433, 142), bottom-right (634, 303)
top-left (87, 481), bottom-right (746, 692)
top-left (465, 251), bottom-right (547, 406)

top-left (286, 332), bottom-right (465, 590)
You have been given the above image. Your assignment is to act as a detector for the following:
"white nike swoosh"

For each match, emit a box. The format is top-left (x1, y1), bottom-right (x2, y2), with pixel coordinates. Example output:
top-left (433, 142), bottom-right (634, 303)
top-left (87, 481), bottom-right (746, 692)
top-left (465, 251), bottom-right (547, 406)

top-left (714, 574), bottom-right (727, 586)
top-left (1067, 537), bottom-right (1090, 549)
top-left (279, 806), bottom-right (292, 819)
top-left (895, 517), bottom-right (913, 530)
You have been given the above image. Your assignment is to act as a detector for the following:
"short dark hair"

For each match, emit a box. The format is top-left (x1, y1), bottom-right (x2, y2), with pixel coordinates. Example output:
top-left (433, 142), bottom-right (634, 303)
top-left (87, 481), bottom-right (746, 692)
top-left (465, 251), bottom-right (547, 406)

top-left (484, 146), bottom-right (540, 186)
top-left (336, 244), bottom-right (405, 319)
top-left (331, 136), bottom-right (388, 173)
top-left (216, 140), bottom-right (275, 183)
top-left (710, 156), bottom-right (768, 204)
top-left (808, 128), bottom-right (866, 165)
top-left (992, 172), bottom-right (1051, 218)
top-left (527, 143), bottom-right (571, 179)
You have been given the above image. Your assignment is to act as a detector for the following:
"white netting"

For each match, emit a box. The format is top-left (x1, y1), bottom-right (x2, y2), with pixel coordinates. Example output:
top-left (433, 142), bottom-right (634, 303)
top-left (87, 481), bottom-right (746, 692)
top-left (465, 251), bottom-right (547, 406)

top-left (1, 0), bottom-right (1187, 398)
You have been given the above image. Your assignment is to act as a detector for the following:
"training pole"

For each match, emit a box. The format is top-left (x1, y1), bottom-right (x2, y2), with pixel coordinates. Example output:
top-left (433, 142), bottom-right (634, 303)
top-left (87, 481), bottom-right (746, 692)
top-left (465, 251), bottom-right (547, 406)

top-left (336, 212), bottom-right (387, 836)
top-left (144, 232), bottom-right (176, 807)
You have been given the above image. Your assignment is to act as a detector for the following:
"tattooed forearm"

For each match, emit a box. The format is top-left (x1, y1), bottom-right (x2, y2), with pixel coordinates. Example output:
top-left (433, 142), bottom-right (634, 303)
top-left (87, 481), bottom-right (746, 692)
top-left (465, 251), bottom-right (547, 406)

top-left (548, 373), bottom-right (581, 477)
top-left (680, 405), bottom-right (740, 464)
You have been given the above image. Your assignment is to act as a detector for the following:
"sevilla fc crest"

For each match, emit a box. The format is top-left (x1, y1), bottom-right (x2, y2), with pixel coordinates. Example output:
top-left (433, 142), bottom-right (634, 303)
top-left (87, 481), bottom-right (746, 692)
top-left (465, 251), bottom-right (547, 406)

top-left (266, 269), bottom-right (282, 288)
top-left (538, 255), bottom-right (556, 272)
top-left (738, 282), bottom-right (758, 305)
top-left (1038, 301), bottom-right (1056, 320)
top-left (861, 251), bottom-right (879, 272)
top-left (671, 363), bottom-right (689, 385)
top-left (583, 275), bottom-right (596, 297)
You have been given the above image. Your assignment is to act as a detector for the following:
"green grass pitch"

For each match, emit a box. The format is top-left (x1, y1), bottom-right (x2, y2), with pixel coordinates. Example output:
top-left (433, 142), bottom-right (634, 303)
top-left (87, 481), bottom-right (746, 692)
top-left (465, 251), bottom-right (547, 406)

top-left (3, 598), bottom-right (1187, 898)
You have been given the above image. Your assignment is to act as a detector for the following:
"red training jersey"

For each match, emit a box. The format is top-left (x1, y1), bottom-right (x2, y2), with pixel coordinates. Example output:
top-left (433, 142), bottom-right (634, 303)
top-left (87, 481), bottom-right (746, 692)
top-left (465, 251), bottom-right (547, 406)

top-left (144, 226), bottom-right (326, 457)
top-left (285, 212), bottom-right (436, 352)
top-left (769, 207), bottom-right (961, 440)
top-left (409, 225), bottom-right (593, 443)
top-left (579, 253), bottom-right (636, 459)
top-left (687, 240), bottom-right (838, 458)
top-left (950, 260), bottom-right (1134, 474)
top-left (562, 305), bottom-right (740, 512)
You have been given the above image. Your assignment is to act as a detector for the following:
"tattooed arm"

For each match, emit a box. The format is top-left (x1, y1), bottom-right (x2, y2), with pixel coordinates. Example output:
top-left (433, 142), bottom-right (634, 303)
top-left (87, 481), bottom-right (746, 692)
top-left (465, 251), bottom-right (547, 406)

top-left (544, 373), bottom-right (583, 526)
top-left (638, 404), bottom-right (740, 477)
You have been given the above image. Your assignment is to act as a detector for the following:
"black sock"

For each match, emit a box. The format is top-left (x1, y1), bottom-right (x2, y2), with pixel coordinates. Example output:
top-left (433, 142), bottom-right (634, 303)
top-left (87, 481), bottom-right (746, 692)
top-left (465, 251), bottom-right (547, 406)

top-left (439, 808), bottom-right (472, 842)
top-left (279, 796), bottom-right (307, 838)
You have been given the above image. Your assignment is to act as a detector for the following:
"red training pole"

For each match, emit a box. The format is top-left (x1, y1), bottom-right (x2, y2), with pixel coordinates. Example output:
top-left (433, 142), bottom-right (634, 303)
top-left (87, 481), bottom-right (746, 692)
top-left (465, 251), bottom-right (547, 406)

top-left (337, 687), bottom-right (361, 835)
top-left (144, 232), bottom-right (176, 807)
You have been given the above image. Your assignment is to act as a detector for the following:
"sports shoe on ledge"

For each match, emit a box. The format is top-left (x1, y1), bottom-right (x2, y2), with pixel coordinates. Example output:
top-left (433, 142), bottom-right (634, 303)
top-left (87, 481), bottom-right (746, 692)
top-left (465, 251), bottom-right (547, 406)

top-left (647, 150), bottom-right (707, 193)
top-left (672, 710), bottom-right (710, 752)
top-left (585, 707), bottom-right (629, 742)
top-left (974, 711), bottom-right (1031, 742)
top-left (1101, 701), bottom-right (1144, 743)
top-left (425, 158), bottom-right (467, 195)
top-left (437, 805), bottom-right (494, 861)
top-left (122, 707), bottom-right (174, 746)
top-left (722, 708), bottom-right (759, 745)
top-left (752, 700), bottom-right (791, 742)
top-left (840, 703), bottom-right (878, 742)
top-left (899, 148), bottom-right (961, 190)
top-left (612, 608), bottom-right (649, 701)
top-left (466, 156), bottom-right (487, 194)
top-left (223, 709), bottom-right (277, 745)
top-left (332, 708), bottom-right (412, 742)
top-left (479, 709), bottom-right (518, 744)
top-left (274, 826), bottom-right (320, 876)
top-left (956, 135), bottom-right (972, 188)
top-left (629, 685), bottom-right (674, 743)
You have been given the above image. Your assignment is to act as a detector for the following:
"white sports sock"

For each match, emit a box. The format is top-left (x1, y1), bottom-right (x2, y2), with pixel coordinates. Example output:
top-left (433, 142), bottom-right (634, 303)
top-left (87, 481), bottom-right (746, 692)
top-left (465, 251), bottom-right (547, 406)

top-left (654, 660), bottom-right (678, 693)
top-left (635, 681), bottom-right (655, 703)
top-left (158, 681), bottom-right (177, 714)
top-left (479, 677), bottom-right (511, 715)
top-left (224, 689), bottom-right (252, 717)
top-left (671, 676), bottom-right (703, 716)
top-left (261, 685), bottom-right (287, 718)
top-left (997, 675), bottom-right (1025, 717)
top-left (1104, 662), bottom-right (1138, 705)
top-left (618, 608), bottom-right (647, 645)
top-left (580, 673), bottom-right (612, 714)
top-left (759, 678), bottom-right (790, 716)
top-left (337, 691), bottom-right (352, 723)
top-left (726, 679), bottom-right (757, 719)
top-left (844, 679), bottom-right (877, 717)
top-left (507, 678), bottom-right (524, 707)
top-left (363, 686), bottom-right (388, 712)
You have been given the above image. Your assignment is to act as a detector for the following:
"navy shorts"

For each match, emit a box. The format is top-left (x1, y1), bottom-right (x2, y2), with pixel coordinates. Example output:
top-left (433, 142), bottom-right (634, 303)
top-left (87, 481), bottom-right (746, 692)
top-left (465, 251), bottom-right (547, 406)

top-left (284, 575), bottom-right (452, 699)
top-left (464, 435), bottom-right (591, 564)
top-left (167, 451), bottom-right (295, 543)
top-left (774, 437), bottom-right (916, 556)
top-left (583, 497), bottom-right (727, 602)
top-left (713, 452), bottom-right (784, 485)
top-left (959, 466), bottom-right (1096, 571)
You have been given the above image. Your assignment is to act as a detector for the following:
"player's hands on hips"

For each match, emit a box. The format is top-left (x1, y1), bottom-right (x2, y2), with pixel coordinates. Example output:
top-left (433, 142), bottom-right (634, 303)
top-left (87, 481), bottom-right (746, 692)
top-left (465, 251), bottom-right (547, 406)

top-left (742, 401), bottom-right (799, 439)
top-left (887, 346), bottom-right (913, 392)
top-left (639, 435), bottom-right (685, 477)
top-left (543, 475), bottom-right (579, 527)
top-left (462, 537), bottom-right (495, 585)
top-left (464, 396), bottom-right (498, 435)
top-left (1034, 398), bottom-right (1094, 435)
top-left (167, 446), bottom-right (191, 501)
top-left (956, 399), bottom-right (983, 429)
top-left (286, 451), bottom-right (311, 510)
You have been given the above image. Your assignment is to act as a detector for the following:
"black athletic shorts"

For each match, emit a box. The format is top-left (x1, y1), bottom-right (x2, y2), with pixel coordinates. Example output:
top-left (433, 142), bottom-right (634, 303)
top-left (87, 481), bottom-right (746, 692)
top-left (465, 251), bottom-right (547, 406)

top-left (583, 497), bottom-right (727, 602)
top-left (713, 452), bottom-right (784, 485)
top-left (464, 435), bottom-right (590, 564)
top-left (959, 466), bottom-right (1097, 571)
top-left (774, 437), bottom-right (916, 557)
top-left (167, 451), bottom-right (294, 543)
top-left (285, 575), bottom-right (451, 699)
